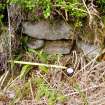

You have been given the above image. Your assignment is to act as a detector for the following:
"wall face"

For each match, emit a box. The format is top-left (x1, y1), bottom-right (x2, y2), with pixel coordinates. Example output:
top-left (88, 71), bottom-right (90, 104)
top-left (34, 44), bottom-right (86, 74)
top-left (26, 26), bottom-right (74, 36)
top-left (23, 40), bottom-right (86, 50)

top-left (22, 20), bottom-right (74, 54)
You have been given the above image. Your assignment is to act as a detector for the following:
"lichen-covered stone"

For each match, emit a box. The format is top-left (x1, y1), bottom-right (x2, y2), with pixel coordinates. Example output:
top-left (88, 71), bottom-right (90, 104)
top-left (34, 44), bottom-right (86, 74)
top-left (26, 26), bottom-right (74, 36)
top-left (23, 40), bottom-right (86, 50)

top-left (77, 41), bottom-right (101, 59)
top-left (22, 20), bottom-right (74, 40)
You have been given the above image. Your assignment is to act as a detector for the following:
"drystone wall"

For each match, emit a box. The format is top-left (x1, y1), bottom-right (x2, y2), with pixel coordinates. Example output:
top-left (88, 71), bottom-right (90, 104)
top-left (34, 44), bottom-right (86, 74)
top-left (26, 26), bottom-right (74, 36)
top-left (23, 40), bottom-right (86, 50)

top-left (22, 20), bottom-right (74, 54)
top-left (22, 19), bottom-right (103, 59)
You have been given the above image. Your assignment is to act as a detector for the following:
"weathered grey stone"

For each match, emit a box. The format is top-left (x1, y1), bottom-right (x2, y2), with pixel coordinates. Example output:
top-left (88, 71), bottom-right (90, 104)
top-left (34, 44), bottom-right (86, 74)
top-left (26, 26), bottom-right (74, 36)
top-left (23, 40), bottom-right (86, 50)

top-left (27, 39), bottom-right (44, 49)
top-left (22, 20), bottom-right (74, 40)
top-left (77, 41), bottom-right (101, 59)
top-left (27, 39), bottom-right (72, 54)
top-left (43, 40), bottom-right (72, 54)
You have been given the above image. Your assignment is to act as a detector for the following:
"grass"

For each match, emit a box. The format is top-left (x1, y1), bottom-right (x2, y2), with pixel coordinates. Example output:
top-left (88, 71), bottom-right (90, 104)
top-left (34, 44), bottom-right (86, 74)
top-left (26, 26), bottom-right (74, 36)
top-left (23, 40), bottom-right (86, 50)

top-left (0, 49), bottom-right (105, 105)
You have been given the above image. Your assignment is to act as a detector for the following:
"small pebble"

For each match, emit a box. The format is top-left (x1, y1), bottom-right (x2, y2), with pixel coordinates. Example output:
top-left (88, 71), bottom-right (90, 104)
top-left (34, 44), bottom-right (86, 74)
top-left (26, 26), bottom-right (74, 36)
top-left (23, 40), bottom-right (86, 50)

top-left (67, 67), bottom-right (74, 76)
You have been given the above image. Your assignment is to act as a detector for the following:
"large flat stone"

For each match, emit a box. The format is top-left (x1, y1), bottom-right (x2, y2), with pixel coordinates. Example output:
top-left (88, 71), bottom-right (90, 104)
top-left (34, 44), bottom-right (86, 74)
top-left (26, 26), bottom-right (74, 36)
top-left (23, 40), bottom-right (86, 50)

top-left (22, 20), bottom-right (74, 40)
top-left (43, 40), bottom-right (72, 54)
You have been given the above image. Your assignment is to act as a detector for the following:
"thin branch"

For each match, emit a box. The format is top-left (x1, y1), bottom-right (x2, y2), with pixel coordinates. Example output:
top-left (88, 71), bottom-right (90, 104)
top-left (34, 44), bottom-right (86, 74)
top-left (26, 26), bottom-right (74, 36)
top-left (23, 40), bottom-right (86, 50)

top-left (8, 60), bottom-right (67, 69)
top-left (65, 82), bottom-right (105, 96)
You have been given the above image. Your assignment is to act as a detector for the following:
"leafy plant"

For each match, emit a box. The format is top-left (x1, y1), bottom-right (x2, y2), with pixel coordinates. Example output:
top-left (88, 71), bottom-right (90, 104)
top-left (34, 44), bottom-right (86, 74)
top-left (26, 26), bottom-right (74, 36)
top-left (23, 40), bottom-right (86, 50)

top-left (8, 76), bottom-right (66, 105)
top-left (28, 48), bottom-right (49, 73)
top-left (21, 36), bottom-right (28, 50)
top-left (35, 77), bottom-right (66, 105)
top-left (7, 0), bottom-right (87, 19)
top-left (0, 3), bottom-right (5, 26)
top-left (97, 0), bottom-right (105, 13)
top-left (97, 0), bottom-right (105, 5)
top-left (55, 0), bottom-right (87, 18)
top-left (7, 0), bottom-right (52, 18)
top-left (20, 64), bottom-right (32, 79)
top-left (41, 0), bottom-right (52, 18)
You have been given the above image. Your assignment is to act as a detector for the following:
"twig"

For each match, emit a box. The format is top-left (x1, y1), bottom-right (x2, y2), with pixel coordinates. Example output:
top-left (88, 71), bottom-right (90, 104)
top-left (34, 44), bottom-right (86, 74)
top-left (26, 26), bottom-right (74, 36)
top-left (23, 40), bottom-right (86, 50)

top-left (29, 79), bottom-right (35, 105)
top-left (3, 76), bottom-right (20, 92)
top-left (82, 0), bottom-right (93, 27)
top-left (0, 71), bottom-right (9, 89)
top-left (7, 5), bottom-right (12, 60)
top-left (74, 54), bottom-right (98, 77)
top-left (65, 82), bottom-right (105, 96)
top-left (82, 0), bottom-right (91, 17)
top-left (8, 60), bottom-right (67, 69)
